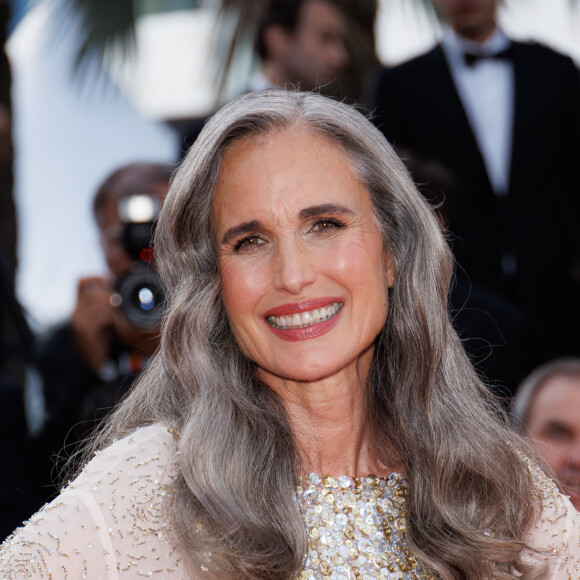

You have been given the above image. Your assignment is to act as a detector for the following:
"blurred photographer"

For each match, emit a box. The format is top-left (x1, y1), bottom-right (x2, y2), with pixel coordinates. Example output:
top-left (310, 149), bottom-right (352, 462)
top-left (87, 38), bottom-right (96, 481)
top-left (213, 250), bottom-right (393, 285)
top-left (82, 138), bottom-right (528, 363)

top-left (35, 162), bottom-right (172, 481)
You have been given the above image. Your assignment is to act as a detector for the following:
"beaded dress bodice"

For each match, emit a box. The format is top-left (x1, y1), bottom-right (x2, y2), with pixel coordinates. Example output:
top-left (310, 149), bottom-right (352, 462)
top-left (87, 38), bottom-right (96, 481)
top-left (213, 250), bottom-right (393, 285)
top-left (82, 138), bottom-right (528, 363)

top-left (295, 473), bottom-right (433, 579)
top-left (1, 425), bottom-right (579, 579)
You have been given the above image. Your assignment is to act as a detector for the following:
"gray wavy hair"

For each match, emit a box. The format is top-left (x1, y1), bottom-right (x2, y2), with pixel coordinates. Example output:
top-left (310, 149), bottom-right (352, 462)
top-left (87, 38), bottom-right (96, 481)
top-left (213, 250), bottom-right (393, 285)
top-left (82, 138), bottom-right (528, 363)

top-left (96, 90), bottom-right (543, 578)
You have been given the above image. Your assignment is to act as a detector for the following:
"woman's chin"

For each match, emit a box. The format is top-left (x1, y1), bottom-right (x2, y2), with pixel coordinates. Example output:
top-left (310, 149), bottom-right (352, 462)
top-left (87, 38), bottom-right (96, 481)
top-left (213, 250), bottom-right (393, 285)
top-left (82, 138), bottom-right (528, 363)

top-left (258, 362), bottom-right (343, 386)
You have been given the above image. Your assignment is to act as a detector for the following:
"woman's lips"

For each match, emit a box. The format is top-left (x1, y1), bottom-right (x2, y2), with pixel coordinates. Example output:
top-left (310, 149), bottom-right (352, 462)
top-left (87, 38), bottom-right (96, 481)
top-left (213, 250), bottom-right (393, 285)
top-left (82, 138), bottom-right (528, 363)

top-left (266, 302), bottom-right (343, 329)
top-left (264, 300), bottom-right (344, 341)
top-left (265, 297), bottom-right (344, 317)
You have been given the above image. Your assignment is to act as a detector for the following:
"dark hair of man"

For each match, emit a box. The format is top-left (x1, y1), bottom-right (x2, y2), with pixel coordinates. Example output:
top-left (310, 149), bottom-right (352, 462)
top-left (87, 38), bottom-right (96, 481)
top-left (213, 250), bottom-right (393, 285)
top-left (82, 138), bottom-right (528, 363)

top-left (255, 0), bottom-right (344, 62)
top-left (255, 0), bottom-right (306, 61)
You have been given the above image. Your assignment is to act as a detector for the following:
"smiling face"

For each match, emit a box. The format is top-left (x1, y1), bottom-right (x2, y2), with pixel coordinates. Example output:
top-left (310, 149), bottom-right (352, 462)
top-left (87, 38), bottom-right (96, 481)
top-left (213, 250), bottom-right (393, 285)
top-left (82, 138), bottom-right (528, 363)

top-left (212, 127), bottom-right (393, 390)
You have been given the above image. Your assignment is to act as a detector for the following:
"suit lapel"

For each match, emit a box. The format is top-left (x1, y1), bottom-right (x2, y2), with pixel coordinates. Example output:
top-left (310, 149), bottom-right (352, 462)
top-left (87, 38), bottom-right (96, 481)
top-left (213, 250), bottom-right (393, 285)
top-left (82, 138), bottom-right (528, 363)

top-left (427, 45), bottom-right (493, 191)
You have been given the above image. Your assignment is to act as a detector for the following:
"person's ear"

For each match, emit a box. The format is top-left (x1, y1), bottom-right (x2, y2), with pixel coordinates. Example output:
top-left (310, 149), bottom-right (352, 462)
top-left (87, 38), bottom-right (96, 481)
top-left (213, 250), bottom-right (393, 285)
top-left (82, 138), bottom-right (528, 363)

top-left (262, 25), bottom-right (293, 63)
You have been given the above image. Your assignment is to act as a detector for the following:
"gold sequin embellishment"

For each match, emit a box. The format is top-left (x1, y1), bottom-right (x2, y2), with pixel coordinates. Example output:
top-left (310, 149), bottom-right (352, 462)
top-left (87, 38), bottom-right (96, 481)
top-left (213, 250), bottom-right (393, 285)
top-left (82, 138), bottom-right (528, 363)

top-left (295, 473), bottom-right (435, 579)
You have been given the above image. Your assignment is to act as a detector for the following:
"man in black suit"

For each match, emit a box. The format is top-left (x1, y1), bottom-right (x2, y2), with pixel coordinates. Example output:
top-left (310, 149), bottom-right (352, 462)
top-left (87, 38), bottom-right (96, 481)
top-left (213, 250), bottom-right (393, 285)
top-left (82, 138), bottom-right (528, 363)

top-left (372, 0), bottom-right (580, 378)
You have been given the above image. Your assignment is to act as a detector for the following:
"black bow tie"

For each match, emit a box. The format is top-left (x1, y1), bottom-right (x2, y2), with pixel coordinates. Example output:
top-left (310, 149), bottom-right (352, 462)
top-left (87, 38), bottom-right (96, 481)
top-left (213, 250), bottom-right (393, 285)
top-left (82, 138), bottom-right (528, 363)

top-left (463, 46), bottom-right (514, 67)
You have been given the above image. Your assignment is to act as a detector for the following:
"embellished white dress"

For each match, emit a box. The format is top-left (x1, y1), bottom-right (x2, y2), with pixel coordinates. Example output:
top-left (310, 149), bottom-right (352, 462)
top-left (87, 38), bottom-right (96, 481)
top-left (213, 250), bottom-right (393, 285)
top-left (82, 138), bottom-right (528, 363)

top-left (1, 424), bottom-right (578, 579)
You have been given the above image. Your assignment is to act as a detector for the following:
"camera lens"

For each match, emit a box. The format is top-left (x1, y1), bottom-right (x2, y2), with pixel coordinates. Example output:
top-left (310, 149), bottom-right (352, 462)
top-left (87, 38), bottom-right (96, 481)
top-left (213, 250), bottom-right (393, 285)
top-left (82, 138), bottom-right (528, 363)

top-left (114, 264), bottom-right (165, 330)
top-left (137, 288), bottom-right (155, 311)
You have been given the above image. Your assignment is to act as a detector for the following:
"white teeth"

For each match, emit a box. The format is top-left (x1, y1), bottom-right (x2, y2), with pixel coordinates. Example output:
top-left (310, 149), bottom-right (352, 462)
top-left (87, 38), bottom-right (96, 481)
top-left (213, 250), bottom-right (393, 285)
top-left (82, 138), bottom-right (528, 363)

top-left (267, 302), bottom-right (343, 329)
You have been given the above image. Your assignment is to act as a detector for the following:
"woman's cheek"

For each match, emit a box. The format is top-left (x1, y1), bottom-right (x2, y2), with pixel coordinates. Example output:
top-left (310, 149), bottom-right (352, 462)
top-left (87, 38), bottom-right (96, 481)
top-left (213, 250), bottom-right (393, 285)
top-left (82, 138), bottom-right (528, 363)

top-left (219, 258), bottom-right (268, 316)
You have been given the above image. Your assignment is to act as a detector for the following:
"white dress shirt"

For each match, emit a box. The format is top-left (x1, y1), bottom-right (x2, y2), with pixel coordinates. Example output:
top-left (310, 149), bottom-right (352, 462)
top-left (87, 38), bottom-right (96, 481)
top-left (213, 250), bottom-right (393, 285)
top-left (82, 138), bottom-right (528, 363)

top-left (441, 26), bottom-right (514, 196)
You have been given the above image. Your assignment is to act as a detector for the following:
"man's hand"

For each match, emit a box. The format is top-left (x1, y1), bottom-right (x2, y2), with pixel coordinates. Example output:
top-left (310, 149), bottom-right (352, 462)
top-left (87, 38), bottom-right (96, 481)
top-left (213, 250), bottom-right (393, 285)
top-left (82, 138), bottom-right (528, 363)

top-left (70, 276), bottom-right (115, 373)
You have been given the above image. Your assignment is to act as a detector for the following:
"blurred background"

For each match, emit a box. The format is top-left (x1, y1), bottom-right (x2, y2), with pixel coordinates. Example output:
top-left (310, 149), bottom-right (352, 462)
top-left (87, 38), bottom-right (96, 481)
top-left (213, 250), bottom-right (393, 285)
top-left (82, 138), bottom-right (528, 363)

top-left (3, 0), bottom-right (579, 330)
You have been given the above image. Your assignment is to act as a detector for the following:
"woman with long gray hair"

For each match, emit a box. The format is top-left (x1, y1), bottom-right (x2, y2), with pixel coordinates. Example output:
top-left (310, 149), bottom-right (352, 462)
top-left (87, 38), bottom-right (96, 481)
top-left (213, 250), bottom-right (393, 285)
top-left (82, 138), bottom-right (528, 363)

top-left (1, 90), bottom-right (578, 579)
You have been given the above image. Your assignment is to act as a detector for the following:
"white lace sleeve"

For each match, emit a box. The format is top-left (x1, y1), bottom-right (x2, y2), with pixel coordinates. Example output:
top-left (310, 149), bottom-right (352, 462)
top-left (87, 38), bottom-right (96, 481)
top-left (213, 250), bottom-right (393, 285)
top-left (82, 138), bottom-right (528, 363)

top-left (524, 461), bottom-right (580, 578)
top-left (0, 424), bottom-right (190, 579)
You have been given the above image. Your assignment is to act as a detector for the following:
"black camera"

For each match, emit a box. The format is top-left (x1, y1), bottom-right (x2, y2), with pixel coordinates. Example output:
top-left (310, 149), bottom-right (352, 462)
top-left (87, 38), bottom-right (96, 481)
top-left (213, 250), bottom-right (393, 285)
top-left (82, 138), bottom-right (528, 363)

top-left (110, 194), bottom-right (165, 331)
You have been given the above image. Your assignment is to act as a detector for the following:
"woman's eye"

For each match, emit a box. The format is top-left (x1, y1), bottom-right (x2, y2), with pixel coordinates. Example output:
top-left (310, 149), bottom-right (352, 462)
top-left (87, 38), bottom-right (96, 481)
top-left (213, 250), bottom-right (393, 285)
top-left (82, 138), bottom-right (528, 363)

top-left (312, 218), bottom-right (343, 232)
top-left (234, 236), bottom-right (264, 251)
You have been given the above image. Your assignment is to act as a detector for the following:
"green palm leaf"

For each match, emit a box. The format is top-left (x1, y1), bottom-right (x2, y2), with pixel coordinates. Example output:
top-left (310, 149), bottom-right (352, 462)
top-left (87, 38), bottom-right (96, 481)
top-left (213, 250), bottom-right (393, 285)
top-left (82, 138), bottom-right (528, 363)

top-left (60, 0), bottom-right (136, 72)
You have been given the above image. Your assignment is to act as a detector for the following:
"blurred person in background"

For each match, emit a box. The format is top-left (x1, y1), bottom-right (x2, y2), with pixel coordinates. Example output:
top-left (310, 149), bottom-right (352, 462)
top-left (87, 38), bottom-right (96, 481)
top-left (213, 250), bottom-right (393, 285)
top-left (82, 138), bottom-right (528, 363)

top-left (34, 162), bottom-right (173, 487)
top-left (423, 176), bottom-right (531, 403)
top-left (0, 0), bottom-right (20, 383)
top-left (180, 0), bottom-right (350, 154)
top-left (371, 0), bottom-right (580, 389)
top-left (249, 0), bottom-right (349, 92)
top-left (0, 0), bottom-right (43, 539)
top-left (513, 358), bottom-right (580, 511)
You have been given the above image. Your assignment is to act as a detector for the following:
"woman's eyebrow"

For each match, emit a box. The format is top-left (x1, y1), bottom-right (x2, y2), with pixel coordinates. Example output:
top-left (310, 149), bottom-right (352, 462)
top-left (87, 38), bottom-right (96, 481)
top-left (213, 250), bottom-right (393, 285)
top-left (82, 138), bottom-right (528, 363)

top-left (299, 203), bottom-right (355, 220)
top-left (221, 220), bottom-right (262, 245)
top-left (220, 205), bottom-right (355, 245)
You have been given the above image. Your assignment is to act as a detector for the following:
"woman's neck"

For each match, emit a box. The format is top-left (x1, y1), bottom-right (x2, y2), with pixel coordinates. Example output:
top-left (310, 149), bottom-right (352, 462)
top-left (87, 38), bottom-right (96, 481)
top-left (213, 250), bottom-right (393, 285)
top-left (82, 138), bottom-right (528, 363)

top-left (264, 368), bottom-right (392, 478)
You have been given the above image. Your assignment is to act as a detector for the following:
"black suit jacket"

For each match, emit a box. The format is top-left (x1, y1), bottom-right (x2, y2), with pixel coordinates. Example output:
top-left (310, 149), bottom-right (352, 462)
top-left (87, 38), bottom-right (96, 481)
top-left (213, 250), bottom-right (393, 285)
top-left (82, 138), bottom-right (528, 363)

top-left (372, 41), bottom-right (580, 363)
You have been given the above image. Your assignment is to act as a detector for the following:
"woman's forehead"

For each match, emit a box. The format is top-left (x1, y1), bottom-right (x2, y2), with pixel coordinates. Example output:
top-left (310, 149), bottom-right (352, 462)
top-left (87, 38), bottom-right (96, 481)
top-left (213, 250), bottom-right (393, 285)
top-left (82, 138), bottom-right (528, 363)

top-left (211, 127), bottom-right (370, 224)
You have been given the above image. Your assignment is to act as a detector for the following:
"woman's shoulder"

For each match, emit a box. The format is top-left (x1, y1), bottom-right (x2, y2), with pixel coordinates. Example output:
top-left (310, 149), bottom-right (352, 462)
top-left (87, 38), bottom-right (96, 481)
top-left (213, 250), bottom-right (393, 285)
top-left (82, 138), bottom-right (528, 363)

top-left (0, 423), bottom-right (186, 579)
top-left (524, 459), bottom-right (580, 577)
top-left (72, 422), bottom-right (180, 485)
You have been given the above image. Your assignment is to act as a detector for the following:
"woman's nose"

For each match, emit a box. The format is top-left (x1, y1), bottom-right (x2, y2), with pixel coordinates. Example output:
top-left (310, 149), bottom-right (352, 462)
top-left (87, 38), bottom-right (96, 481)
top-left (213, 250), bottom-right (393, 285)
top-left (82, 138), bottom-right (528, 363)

top-left (272, 242), bottom-right (316, 294)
